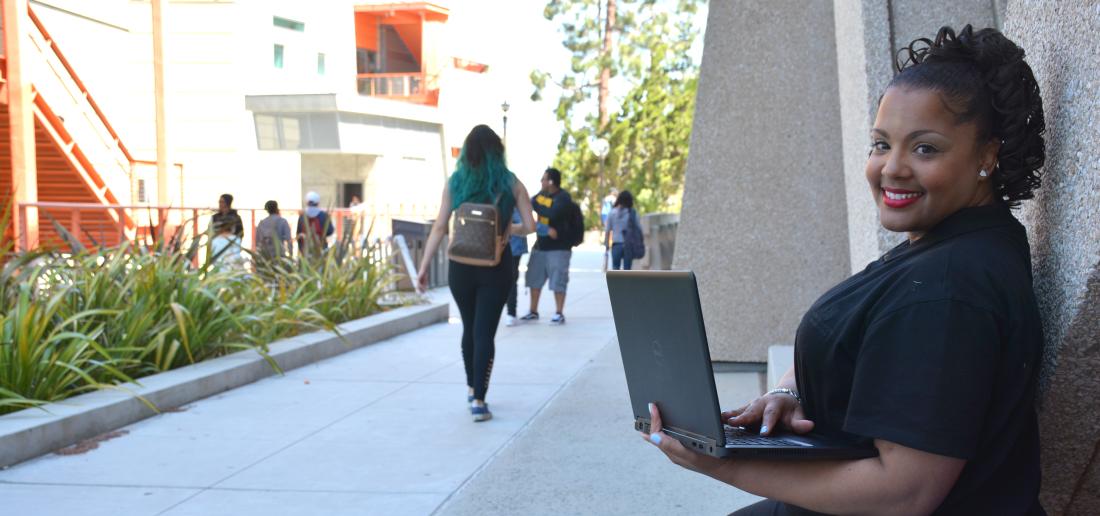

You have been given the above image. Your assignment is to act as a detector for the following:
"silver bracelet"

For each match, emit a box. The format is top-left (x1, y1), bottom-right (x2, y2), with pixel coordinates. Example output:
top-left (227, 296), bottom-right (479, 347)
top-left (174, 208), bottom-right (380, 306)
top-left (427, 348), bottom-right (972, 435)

top-left (766, 388), bottom-right (801, 404)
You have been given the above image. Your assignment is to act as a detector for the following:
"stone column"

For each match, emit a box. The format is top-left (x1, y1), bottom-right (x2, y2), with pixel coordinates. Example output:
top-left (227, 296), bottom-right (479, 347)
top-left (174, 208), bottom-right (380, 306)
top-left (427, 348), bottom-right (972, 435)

top-left (1003, 2), bottom-right (1100, 513)
top-left (674, 0), bottom-right (850, 362)
top-left (833, 0), bottom-right (893, 271)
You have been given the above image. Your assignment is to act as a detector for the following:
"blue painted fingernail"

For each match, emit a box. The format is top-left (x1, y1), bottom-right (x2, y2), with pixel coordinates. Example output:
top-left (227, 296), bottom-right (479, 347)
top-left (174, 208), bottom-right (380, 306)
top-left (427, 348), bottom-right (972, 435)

top-left (759, 425), bottom-right (768, 435)
top-left (650, 433), bottom-right (662, 445)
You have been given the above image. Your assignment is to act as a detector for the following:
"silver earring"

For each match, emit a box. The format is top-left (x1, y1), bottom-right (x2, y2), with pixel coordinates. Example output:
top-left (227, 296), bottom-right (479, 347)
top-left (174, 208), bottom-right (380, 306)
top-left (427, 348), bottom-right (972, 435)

top-left (979, 169), bottom-right (989, 178)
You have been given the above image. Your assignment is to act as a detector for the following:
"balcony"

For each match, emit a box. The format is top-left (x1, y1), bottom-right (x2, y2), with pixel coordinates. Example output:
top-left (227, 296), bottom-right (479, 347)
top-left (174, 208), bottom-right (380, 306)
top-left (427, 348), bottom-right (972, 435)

top-left (357, 72), bottom-right (423, 97)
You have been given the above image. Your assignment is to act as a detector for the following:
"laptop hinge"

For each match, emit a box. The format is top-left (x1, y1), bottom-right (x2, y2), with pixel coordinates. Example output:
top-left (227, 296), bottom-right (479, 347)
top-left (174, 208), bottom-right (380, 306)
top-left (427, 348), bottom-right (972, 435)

top-left (635, 417), bottom-right (722, 455)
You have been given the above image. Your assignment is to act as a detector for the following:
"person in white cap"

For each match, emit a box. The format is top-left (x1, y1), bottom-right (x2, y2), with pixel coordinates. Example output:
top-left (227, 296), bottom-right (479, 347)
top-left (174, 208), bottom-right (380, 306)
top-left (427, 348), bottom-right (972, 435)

top-left (296, 191), bottom-right (333, 256)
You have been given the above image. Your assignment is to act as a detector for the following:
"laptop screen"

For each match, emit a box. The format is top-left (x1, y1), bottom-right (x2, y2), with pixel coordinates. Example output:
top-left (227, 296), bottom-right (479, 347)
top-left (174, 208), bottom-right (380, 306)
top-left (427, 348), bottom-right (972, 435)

top-left (607, 271), bottom-right (725, 442)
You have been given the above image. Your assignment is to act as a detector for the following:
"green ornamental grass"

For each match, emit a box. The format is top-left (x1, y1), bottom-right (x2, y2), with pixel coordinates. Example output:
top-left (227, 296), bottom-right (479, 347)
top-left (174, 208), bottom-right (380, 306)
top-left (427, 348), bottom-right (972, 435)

top-left (0, 205), bottom-right (403, 415)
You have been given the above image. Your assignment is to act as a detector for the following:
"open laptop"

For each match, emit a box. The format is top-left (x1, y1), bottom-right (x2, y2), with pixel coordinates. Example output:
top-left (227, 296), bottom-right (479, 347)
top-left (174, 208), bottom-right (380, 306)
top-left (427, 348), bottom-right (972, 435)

top-left (606, 270), bottom-right (878, 459)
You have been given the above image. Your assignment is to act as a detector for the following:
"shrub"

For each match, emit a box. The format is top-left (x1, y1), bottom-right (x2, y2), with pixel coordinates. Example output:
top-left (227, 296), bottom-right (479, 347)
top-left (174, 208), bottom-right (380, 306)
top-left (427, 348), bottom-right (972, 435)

top-left (0, 209), bottom-right (400, 415)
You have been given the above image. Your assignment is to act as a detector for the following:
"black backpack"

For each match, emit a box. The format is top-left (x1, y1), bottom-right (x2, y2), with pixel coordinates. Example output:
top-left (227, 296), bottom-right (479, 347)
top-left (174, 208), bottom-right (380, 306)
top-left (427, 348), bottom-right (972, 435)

top-left (564, 199), bottom-right (585, 247)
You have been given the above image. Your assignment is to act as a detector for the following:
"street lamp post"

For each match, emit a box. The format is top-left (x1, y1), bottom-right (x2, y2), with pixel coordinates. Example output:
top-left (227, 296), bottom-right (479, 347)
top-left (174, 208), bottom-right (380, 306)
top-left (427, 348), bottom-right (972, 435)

top-left (501, 101), bottom-right (510, 144)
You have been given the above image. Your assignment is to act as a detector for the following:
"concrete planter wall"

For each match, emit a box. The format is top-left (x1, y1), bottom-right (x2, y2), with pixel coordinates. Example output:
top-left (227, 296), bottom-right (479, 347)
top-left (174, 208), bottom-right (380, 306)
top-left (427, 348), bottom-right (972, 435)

top-left (0, 301), bottom-right (448, 468)
top-left (637, 213), bottom-right (679, 271)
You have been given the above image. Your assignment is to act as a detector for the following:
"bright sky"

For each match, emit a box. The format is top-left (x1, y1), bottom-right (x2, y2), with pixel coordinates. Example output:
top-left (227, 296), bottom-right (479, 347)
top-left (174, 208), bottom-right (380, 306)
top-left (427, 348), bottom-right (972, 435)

top-left (443, 0), bottom-right (709, 188)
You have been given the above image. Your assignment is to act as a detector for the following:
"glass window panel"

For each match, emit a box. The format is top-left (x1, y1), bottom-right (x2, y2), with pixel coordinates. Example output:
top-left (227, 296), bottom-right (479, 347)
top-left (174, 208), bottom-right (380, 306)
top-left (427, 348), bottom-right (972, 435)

top-left (307, 113), bottom-right (339, 149)
top-left (281, 116), bottom-right (301, 149)
top-left (273, 44), bottom-right (284, 69)
top-left (273, 17), bottom-right (305, 31)
top-left (255, 114), bottom-right (279, 149)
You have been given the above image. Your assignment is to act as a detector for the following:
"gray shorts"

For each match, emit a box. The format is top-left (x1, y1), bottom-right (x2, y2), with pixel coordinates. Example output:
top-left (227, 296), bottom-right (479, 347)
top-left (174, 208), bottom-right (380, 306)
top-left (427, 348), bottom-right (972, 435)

top-left (525, 249), bottom-right (571, 292)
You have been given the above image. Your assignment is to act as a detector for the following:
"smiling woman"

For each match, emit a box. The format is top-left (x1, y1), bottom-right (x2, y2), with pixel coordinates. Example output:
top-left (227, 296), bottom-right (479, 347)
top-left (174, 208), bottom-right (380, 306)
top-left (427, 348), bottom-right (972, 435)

top-left (867, 25), bottom-right (1045, 242)
top-left (643, 25), bottom-right (1050, 516)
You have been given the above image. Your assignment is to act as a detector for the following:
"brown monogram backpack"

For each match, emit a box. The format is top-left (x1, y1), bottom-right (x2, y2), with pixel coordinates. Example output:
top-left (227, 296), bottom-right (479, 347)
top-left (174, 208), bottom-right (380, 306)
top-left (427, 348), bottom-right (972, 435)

top-left (448, 194), bottom-right (506, 267)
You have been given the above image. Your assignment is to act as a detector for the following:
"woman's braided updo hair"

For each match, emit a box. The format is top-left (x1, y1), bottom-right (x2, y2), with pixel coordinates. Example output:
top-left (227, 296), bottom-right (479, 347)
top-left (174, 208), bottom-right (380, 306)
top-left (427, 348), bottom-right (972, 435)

top-left (892, 25), bottom-right (1045, 207)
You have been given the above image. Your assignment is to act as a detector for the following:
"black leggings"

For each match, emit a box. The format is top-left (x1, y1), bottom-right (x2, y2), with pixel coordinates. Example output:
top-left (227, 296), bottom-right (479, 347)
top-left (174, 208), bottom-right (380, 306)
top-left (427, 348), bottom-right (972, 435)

top-left (448, 251), bottom-right (512, 402)
top-left (505, 254), bottom-right (523, 317)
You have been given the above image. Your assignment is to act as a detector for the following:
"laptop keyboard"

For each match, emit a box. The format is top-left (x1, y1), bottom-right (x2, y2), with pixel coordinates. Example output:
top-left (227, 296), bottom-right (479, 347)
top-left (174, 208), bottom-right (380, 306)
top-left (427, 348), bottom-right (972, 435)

top-left (724, 426), bottom-right (803, 447)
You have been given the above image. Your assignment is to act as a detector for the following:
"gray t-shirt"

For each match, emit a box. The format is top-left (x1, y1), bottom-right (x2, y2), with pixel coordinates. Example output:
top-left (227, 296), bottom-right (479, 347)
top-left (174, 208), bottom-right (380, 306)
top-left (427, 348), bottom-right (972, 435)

top-left (606, 207), bottom-right (633, 244)
top-left (256, 214), bottom-right (292, 257)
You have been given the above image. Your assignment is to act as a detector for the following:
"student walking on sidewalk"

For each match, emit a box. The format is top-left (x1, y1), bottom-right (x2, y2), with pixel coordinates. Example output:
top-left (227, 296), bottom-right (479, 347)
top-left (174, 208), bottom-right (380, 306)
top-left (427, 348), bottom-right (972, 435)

top-left (504, 207), bottom-right (529, 326)
top-left (604, 190), bottom-right (640, 271)
top-left (521, 168), bottom-right (574, 325)
top-left (417, 125), bottom-right (535, 422)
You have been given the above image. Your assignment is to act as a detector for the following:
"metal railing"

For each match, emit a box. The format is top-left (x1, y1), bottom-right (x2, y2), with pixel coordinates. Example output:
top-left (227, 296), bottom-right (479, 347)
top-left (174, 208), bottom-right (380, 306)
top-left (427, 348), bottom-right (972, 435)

top-left (355, 72), bottom-right (437, 99)
top-left (2, 5), bottom-right (187, 248)
top-left (391, 218), bottom-right (448, 290)
top-left (24, 7), bottom-right (135, 203)
top-left (16, 201), bottom-right (440, 255)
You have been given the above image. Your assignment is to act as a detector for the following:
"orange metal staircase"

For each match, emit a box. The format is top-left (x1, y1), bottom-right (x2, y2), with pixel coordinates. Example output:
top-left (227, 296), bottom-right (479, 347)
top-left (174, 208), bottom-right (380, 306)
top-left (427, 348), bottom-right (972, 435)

top-left (1, 5), bottom-right (139, 249)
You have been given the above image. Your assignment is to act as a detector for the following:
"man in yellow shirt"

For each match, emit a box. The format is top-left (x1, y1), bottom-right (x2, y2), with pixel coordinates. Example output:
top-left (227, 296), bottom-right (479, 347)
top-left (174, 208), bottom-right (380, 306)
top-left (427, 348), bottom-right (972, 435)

top-left (520, 168), bottom-right (574, 325)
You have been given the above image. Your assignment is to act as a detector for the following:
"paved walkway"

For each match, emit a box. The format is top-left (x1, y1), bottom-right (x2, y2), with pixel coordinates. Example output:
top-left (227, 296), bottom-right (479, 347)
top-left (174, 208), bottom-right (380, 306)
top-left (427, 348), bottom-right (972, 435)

top-left (1, 249), bottom-right (761, 515)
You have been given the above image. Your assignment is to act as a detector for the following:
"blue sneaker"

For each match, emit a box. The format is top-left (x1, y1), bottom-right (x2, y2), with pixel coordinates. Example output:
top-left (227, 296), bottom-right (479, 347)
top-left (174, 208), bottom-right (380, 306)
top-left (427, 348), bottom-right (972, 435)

top-left (519, 312), bottom-right (539, 322)
top-left (550, 313), bottom-right (566, 325)
top-left (471, 403), bottom-right (492, 422)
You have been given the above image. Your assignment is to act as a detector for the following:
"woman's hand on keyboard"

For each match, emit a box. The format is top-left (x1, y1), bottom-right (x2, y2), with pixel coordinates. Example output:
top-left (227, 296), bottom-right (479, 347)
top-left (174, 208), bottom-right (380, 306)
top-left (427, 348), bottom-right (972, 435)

top-left (722, 393), bottom-right (814, 437)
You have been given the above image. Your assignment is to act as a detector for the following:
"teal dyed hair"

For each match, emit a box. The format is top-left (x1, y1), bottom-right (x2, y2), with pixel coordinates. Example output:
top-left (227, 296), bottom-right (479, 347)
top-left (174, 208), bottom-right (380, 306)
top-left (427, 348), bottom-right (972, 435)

top-left (449, 125), bottom-right (515, 214)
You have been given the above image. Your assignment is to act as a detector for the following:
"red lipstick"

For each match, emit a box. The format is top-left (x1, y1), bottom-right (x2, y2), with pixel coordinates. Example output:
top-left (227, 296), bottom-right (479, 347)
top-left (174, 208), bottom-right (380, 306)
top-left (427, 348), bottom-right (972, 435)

top-left (882, 187), bottom-right (923, 209)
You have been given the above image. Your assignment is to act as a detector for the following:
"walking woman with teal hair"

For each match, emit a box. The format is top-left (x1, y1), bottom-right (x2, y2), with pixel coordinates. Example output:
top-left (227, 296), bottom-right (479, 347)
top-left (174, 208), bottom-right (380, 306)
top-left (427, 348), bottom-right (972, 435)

top-left (418, 125), bottom-right (536, 422)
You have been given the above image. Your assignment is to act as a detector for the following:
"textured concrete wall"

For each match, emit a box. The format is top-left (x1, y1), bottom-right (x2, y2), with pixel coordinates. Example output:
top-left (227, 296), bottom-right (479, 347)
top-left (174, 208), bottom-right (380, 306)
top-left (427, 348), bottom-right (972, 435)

top-left (683, 0), bottom-right (1098, 511)
top-left (888, 0), bottom-right (998, 51)
top-left (675, 0), bottom-right (850, 362)
top-left (1004, 2), bottom-right (1100, 513)
top-left (833, 0), bottom-right (892, 271)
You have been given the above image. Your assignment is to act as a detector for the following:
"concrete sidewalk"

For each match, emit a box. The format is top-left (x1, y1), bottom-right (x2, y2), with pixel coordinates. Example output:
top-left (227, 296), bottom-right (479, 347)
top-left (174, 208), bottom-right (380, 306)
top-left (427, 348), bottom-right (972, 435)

top-left (0, 249), bottom-right (762, 515)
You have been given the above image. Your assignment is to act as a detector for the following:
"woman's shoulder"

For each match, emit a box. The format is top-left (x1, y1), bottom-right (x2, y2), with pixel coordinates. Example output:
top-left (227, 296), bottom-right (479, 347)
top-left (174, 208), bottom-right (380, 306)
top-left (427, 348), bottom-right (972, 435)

top-left (885, 229), bottom-right (1033, 317)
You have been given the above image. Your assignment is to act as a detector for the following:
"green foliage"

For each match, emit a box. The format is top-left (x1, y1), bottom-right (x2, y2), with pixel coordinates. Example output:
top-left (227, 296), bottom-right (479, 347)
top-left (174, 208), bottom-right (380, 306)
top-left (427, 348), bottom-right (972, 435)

top-left (0, 210), bottom-right (399, 415)
top-left (534, 0), bottom-right (703, 225)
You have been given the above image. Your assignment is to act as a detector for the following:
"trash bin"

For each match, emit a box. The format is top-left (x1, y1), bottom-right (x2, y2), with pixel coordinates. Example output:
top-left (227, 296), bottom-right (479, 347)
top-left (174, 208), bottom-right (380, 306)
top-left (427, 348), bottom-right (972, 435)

top-left (391, 219), bottom-right (448, 290)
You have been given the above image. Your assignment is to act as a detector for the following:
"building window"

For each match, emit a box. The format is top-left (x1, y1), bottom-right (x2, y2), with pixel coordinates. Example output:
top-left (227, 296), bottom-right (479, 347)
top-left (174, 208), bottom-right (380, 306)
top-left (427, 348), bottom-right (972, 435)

top-left (273, 16), bottom-right (304, 32)
top-left (137, 179), bottom-right (147, 202)
top-left (255, 114), bottom-right (280, 149)
top-left (254, 113), bottom-right (340, 150)
top-left (356, 48), bottom-right (379, 74)
top-left (280, 117), bottom-right (301, 149)
top-left (317, 53), bottom-right (325, 75)
top-left (273, 44), bottom-right (284, 68)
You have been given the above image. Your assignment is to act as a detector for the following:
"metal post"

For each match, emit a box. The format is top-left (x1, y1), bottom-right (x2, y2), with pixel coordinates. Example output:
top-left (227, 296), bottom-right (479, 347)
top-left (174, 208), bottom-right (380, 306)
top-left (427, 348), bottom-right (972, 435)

top-left (152, 0), bottom-right (171, 206)
top-left (4, 0), bottom-right (38, 250)
top-left (501, 101), bottom-right (510, 146)
top-left (70, 209), bottom-right (79, 240)
top-left (116, 208), bottom-right (125, 245)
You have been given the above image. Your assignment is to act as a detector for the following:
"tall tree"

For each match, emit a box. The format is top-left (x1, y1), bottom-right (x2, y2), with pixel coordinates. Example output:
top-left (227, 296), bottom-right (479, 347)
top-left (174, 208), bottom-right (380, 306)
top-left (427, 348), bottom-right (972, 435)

top-left (532, 0), bottom-right (702, 224)
top-left (598, 0), bottom-right (615, 130)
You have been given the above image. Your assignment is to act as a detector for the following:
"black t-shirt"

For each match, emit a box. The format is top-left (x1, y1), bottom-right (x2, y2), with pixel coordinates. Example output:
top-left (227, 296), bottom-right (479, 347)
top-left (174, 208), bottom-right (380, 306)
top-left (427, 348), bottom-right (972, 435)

top-left (211, 210), bottom-right (244, 238)
top-left (792, 204), bottom-right (1045, 515)
top-left (532, 189), bottom-right (573, 251)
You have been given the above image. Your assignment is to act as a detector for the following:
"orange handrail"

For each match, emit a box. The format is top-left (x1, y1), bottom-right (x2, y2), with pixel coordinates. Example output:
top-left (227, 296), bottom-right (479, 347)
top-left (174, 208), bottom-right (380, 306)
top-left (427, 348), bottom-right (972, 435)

top-left (31, 85), bottom-right (118, 201)
top-left (17, 201), bottom-right (439, 254)
top-left (355, 72), bottom-right (426, 79)
top-left (26, 6), bottom-right (135, 164)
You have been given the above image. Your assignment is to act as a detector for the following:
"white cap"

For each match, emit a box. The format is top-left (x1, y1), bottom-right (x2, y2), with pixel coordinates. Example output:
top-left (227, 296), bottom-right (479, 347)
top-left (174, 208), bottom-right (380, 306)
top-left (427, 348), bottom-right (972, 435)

top-left (305, 191), bottom-right (321, 205)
